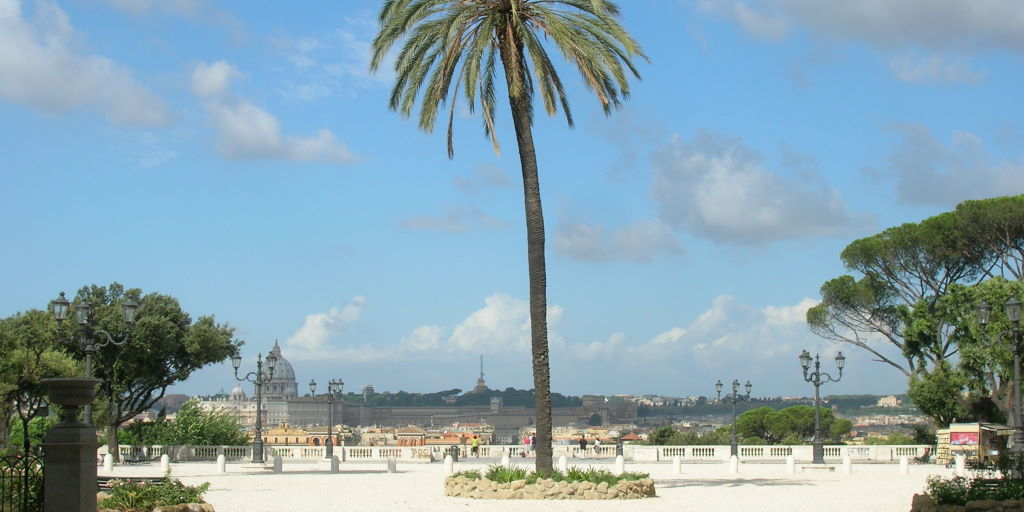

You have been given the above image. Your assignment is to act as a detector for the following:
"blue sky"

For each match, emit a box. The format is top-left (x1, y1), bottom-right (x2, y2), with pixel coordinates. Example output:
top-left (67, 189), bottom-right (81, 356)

top-left (2, 0), bottom-right (1023, 399)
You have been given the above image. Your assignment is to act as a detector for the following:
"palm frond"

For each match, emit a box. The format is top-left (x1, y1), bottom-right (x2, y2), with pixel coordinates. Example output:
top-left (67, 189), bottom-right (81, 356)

top-left (370, 0), bottom-right (645, 157)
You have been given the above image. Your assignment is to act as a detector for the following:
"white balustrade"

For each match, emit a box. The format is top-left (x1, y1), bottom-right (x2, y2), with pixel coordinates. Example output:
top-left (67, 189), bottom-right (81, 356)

top-left (102, 443), bottom-right (933, 463)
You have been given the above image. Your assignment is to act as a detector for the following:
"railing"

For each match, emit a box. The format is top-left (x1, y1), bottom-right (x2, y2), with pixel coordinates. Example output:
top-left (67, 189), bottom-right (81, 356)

top-left (0, 455), bottom-right (43, 512)
top-left (104, 444), bottom-right (932, 463)
top-left (630, 444), bottom-right (931, 462)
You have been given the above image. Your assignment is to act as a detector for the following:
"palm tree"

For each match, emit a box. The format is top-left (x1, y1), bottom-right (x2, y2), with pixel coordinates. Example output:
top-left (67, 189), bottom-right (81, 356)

top-left (371, 0), bottom-right (645, 473)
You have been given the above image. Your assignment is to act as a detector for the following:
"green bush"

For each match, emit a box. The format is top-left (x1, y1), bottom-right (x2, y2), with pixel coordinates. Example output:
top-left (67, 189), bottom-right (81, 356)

top-left (464, 465), bottom-right (648, 485)
top-left (925, 475), bottom-right (1024, 505)
top-left (118, 400), bottom-right (246, 446)
top-left (99, 472), bottom-right (210, 511)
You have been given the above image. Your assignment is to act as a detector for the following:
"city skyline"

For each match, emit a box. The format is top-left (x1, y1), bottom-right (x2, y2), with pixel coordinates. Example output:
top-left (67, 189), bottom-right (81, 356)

top-left (2, 1), bottom-right (1023, 398)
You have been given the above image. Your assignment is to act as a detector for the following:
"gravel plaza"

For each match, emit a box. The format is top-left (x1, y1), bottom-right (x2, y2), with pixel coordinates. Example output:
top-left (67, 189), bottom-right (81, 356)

top-left (99, 458), bottom-right (955, 512)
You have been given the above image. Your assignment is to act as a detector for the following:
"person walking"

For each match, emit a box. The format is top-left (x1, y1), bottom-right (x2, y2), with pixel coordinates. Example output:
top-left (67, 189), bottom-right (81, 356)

top-left (578, 436), bottom-right (587, 459)
top-left (530, 433), bottom-right (537, 458)
top-left (593, 437), bottom-right (602, 458)
top-left (470, 435), bottom-right (480, 457)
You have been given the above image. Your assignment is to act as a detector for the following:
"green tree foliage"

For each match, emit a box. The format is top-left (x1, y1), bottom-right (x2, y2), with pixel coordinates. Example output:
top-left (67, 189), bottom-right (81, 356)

top-left (736, 406), bottom-right (851, 444)
top-left (62, 284), bottom-right (239, 461)
top-left (5, 416), bottom-right (57, 453)
top-left (0, 310), bottom-right (78, 454)
top-left (119, 400), bottom-right (246, 446)
top-left (807, 195), bottom-right (1024, 426)
top-left (371, 0), bottom-right (645, 474)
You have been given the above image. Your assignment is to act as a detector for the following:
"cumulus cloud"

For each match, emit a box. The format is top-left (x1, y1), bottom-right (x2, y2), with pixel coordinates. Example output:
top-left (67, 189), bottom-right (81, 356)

top-left (553, 218), bottom-right (683, 262)
top-left (191, 60), bottom-right (239, 98)
top-left (0, 0), bottom-right (170, 126)
top-left (285, 297), bottom-right (366, 351)
top-left (877, 125), bottom-right (1024, 207)
top-left (191, 60), bottom-right (358, 164)
top-left (889, 54), bottom-right (985, 85)
top-left (650, 132), bottom-right (869, 244)
top-left (399, 204), bottom-right (507, 232)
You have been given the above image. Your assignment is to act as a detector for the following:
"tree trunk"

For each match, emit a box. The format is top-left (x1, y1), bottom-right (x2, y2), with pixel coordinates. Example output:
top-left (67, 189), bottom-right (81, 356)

top-left (108, 403), bottom-right (121, 463)
top-left (497, 49), bottom-right (553, 474)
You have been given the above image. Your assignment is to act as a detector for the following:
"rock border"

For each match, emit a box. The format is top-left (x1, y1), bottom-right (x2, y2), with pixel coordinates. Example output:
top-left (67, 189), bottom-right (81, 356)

top-left (444, 475), bottom-right (656, 500)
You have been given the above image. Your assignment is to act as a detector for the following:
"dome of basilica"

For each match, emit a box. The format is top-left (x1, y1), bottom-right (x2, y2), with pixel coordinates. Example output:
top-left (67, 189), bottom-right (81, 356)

top-left (260, 340), bottom-right (298, 400)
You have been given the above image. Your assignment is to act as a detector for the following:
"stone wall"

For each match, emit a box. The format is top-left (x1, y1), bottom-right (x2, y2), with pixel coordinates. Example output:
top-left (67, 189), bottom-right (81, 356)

top-left (910, 493), bottom-right (1024, 512)
top-left (443, 475), bottom-right (656, 500)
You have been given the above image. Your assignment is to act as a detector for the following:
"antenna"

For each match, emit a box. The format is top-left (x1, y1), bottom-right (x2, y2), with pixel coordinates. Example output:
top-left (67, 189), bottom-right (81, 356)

top-left (479, 355), bottom-right (484, 381)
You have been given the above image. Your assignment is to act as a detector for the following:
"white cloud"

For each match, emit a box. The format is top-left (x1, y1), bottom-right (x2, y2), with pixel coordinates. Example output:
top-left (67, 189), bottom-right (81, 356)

top-left (97, 0), bottom-right (207, 15)
top-left (764, 298), bottom-right (818, 326)
top-left (650, 132), bottom-right (869, 244)
top-left (191, 60), bottom-right (358, 164)
top-left (649, 327), bottom-right (687, 346)
top-left (401, 325), bottom-right (444, 352)
top-left (879, 124), bottom-right (1024, 206)
top-left (553, 218), bottom-right (683, 262)
top-left (0, 0), bottom-right (170, 126)
top-left (448, 294), bottom-right (564, 354)
top-left (452, 164), bottom-right (513, 194)
top-left (697, 0), bottom-right (789, 40)
top-left (889, 54), bottom-right (985, 85)
top-left (285, 297), bottom-right (366, 351)
top-left (191, 60), bottom-right (239, 98)
top-left (399, 204), bottom-right (507, 232)
top-left (710, 0), bottom-right (1024, 52)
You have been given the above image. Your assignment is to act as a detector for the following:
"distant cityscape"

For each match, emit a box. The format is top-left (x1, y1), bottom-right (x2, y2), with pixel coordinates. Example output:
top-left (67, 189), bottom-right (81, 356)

top-left (145, 347), bottom-right (925, 447)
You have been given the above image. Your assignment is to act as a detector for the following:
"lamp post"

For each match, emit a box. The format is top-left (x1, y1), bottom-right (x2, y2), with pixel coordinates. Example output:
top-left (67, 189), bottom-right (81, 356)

top-left (716, 379), bottom-right (752, 457)
top-left (232, 350), bottom-right (277, 464)
top-left (975, 297), bottom-right (1023, 455)
top-left (310, 378), bottom-right (344, 459)
top-left (50, 291), bottom-right (139, 425)
top-left (799, 349), bottom-right (845, 464)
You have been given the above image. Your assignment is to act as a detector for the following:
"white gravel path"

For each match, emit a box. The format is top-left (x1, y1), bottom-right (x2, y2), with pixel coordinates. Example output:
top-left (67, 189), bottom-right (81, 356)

top-left (99, 459), bottom-right (953, 512)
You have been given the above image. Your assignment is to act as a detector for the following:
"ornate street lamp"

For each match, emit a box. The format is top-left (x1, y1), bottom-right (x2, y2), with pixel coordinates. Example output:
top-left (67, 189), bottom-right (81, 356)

top-left (233, 350), bottom-right (277, 464)
top-left (976, 297), bottom-right (1023, 456)
top-left (50, 291), bottom-right (139, 424)
top-left (716, 379), bottom-right (752, 457)
top-left (800, 349), bottom-right (845, 464)
top-left (310, 378), bottom-right (344, 459)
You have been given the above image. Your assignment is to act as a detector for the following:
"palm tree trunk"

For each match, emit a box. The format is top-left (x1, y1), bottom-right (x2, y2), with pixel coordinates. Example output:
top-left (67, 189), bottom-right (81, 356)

top-left (501, 79), bottom-right (553, 476)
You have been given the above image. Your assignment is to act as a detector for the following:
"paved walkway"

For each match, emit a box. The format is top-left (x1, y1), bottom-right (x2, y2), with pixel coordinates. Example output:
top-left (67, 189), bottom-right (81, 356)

top-left (99, 459), bottom-right (952, 512)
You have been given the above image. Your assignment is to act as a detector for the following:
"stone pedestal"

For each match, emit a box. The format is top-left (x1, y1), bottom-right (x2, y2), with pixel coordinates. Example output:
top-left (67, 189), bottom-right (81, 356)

top-left (41, 378), bottom-right (101, 512)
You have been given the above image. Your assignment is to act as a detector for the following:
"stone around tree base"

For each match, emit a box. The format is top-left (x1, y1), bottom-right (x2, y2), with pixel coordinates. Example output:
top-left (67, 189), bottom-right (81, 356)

top-left (909, 493), bottom-right (1024, 512)
top-left (444, 476), bottom-right (656, 500)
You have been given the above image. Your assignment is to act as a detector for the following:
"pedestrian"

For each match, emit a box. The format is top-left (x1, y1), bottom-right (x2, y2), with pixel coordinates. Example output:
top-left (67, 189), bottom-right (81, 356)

top-left (578, 436), bottom-right (587, 458)
top-left (522, 434), bottom-right (530, 457)
top-left (593, 437), bottom-right (601, 458)
top-left (471, 435), bottom-right (480, 457)
top-left (530, 433), bottom-right (537, 457)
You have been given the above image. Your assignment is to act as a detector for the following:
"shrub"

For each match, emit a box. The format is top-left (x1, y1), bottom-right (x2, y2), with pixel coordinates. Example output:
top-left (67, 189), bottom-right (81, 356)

top-left (465, 465), bottom-right (648, 485)
top-left (99, 472), bottom-right (210, 511)
top-left (484, 465), bottom-right (529, 483)
top-left (925, 475), bottom-right (1024, 505)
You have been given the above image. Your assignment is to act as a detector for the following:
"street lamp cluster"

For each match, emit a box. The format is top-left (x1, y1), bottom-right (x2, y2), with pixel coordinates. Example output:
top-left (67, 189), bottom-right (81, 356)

top-left (715, 379), bottom-right (751, 457)
top-left (50, 291), bottom-right (139, 424)
top-left (799, 349), bottom-right (845, 464)
top-left (232, 351), bottom-right (277, 464)
top-left (976, 297), bottom-right (1023, 456)
top-left (310, 378), bottom-right (344, 459)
